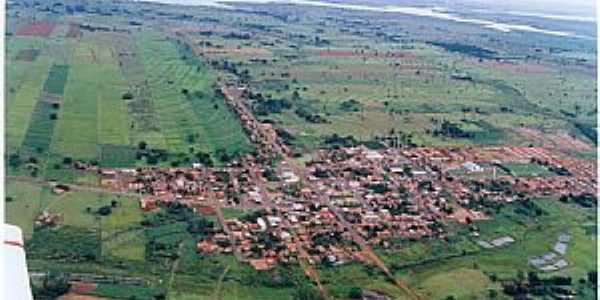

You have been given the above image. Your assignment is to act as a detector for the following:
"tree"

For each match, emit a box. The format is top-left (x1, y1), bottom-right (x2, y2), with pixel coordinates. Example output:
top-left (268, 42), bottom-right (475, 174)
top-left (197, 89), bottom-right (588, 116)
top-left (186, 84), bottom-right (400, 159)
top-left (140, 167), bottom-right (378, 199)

top-left (98, 206), bottom-right (112, 216)
top-left (33, 271), bottom-right (70, 299)
top-left (8, 153), bottom-right (21, 168)
top-left (216, 148), bottom-right (231, 163)
top-left (348, 287), bottom-right (362, 299)
top-left (293, 285), bottom-right (323, 300)
top-left (146, 155), bottom-right (158, 165)
top-left (588, 271), bottom-right (597, 285)
top-left (121, 91), bottom-right (134, 100)
top-left (138, 141), bottom-right (148, 150)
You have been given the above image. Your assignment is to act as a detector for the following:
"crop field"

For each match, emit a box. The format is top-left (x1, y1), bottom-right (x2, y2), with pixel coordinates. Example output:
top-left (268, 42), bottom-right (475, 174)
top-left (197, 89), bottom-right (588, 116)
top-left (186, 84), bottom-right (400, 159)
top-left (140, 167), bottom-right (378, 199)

top-left (6, 28), bottom-right (253, 175)
top-left (6, 39), bottom-right (51, 154)
top-left (99, 144), bottom-right (137, 167)
top-left (136, 30), bottom-right (252, 156)
top-left (43, 64), bottom-right (69, 95)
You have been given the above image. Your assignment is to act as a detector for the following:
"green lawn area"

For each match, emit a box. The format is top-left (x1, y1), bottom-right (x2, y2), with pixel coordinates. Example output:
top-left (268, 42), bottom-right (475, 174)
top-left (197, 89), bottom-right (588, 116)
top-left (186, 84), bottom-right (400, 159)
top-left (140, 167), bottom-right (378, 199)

top-left (418, 268), bottom-right (491, 299)
top-left (87, 283), bottom-right (164, 300)
top-left (318, 262), bottom-right (406, 299)
top-left (221, 207), bottom-right (254, 220)
top-left (501, 162), bottom-right (554, 177)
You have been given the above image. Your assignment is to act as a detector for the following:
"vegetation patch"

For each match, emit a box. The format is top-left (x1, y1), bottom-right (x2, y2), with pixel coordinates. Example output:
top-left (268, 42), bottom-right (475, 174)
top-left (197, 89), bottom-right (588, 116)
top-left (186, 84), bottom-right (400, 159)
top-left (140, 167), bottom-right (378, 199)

top-left (427, 41), bottom-right (498, 59)
top-left (500, 163), bottom-right (554, 178)
top-left (86, 283), bottom-right (165, 300)
top-left (100, 144), bottom-right (137, 167)
top-left (43, 65), bottom-right (69, 95)
top-left (27, 226), bottom-right (101, 262)
top-left (21, 101), bottom-right (60, 155)
top-left (16, 49), bottom-right (41, 61)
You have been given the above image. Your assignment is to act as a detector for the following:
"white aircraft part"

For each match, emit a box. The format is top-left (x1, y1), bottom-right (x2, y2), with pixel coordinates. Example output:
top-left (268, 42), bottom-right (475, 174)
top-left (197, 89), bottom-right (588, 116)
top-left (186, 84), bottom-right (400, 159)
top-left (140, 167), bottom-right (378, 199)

top-left (2, 224), bottom-right (33, 300)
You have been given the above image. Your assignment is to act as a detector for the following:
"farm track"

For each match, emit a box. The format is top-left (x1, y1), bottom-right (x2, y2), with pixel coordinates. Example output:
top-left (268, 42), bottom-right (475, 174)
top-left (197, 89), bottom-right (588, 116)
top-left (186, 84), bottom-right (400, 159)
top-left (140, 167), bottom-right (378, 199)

top-left (167, 241), bottom-right (185, 296)
top-left (6, 175), bottom-right (142, 198)
top-left (213, 266), bottom-right (230, 300)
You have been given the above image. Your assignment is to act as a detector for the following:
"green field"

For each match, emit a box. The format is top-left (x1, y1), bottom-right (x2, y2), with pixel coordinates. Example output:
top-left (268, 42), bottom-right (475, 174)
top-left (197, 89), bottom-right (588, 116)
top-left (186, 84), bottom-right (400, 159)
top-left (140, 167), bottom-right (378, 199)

top-left (7, 27), bottom-right (253, 175)
top-left (136, 30), bottom-right (253, 157)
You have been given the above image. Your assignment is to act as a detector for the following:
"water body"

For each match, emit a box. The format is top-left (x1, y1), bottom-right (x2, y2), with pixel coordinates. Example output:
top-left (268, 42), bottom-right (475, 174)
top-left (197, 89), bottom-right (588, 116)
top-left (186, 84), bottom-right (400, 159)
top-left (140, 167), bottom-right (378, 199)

top-left (142, 0), bottom-right (594, 39)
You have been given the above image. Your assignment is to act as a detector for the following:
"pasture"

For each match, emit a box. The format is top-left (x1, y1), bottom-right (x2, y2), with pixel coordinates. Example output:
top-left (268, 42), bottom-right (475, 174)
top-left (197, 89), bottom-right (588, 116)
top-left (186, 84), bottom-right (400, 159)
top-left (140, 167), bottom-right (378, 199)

top-left (388, 198), bottom-right (597, 298)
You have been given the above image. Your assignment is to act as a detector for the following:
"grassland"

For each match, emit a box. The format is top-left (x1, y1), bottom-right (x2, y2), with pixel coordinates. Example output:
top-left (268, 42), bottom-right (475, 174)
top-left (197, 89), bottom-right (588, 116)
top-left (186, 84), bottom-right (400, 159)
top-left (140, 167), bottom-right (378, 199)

top-left (385, 198), bottom-right (598, 299)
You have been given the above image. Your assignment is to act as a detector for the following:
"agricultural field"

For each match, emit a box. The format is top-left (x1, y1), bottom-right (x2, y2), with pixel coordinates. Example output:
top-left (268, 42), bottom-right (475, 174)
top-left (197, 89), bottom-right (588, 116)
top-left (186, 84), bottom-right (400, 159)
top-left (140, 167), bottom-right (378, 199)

top-left (6, 12), bottom-right (253, 181)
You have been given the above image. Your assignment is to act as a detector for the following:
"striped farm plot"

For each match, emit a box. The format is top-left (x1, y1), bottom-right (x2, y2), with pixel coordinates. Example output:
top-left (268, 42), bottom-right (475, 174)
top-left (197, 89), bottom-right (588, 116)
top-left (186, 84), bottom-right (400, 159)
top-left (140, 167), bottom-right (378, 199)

top-left (6, 51), bottom-right (51, 154)
top-left (50, 40), bottom-right (131, 162)
top-left (137, 31), bottom-right (252, 155)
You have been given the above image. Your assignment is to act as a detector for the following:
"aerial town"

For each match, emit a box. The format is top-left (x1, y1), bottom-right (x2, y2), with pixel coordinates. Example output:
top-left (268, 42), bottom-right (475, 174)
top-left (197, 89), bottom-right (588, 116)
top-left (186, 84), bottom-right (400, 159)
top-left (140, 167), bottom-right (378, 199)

top-left (6, 0), bottom-right (597, 299)
top-left (91, 84), bottom-right (597, 273)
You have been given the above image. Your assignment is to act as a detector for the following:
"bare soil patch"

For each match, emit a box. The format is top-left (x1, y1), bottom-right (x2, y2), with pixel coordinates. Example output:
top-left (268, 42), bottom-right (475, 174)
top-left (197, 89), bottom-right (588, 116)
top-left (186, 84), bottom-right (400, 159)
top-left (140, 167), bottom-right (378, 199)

top-left (317, 49), bottom-right (417, 59)
top-left (16, 22), bottom-right (57, 37)
top-left (516, 127), bottom-right (593, 152)
top-left (465, 58), bottom-right (553, 74)
top-left (66, 23), bottom-right (82, 38)
top-left (194, 46), bottom-right (271, 56)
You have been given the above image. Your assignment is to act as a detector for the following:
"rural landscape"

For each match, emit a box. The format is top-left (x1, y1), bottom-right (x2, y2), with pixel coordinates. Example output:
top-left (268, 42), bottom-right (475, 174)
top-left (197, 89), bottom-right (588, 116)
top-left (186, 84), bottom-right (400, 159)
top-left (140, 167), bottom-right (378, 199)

top-left (4, 0), bottom-right (597, 299)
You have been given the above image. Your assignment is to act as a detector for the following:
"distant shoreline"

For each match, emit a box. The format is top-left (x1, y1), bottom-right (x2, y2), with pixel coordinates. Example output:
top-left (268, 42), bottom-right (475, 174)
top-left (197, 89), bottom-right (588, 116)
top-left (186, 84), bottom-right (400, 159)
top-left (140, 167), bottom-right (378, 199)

top-left (137, 0), bottom-right (595, 39)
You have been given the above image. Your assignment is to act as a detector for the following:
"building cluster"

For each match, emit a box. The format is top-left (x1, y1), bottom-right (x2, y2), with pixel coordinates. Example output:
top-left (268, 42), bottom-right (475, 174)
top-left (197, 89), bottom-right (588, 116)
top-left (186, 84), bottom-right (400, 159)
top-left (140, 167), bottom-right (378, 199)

top-left (220, 86), bottom-right (290, 160)
top-left (96, 144), bottom-right (596, 271)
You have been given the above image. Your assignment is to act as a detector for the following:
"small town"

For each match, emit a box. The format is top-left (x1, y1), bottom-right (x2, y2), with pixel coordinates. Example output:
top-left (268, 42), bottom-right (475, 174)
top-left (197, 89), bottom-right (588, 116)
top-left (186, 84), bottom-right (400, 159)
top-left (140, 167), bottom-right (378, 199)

top-left (5, 1), bottom-right (598, 299)
top-left (74, 84), bottom-right (597, 274)
top-left (94, 141), bottom-right (596, 272)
